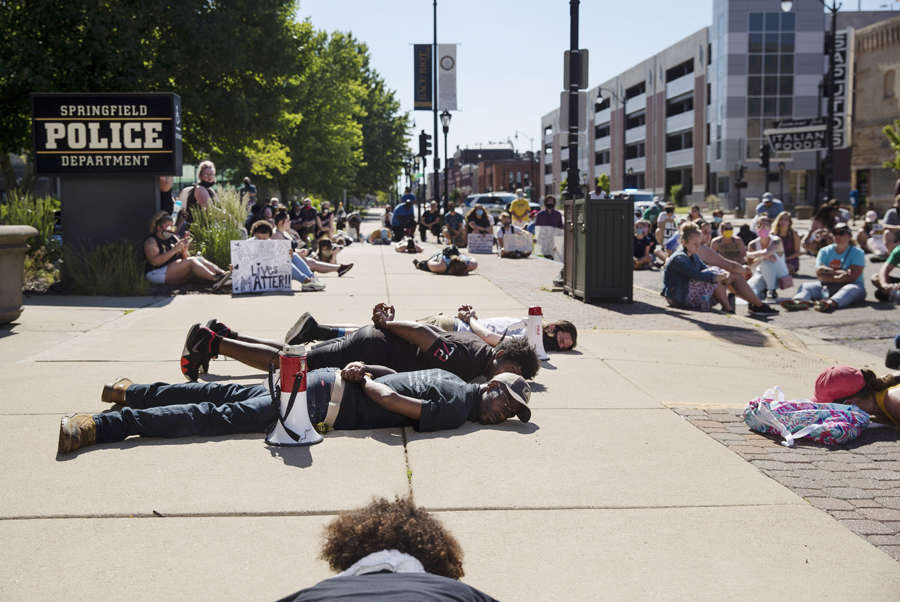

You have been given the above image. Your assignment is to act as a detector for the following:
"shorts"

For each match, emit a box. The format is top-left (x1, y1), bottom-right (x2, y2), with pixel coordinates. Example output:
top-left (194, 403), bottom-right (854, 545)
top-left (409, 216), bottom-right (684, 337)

top-left (145, 265), bottom-right (168, 284)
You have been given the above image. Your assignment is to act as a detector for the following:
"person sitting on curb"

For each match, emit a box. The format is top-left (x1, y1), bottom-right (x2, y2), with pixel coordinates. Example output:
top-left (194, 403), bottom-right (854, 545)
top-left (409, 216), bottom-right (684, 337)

top-left (694, 219), bottom-right (777, 317)
top-left (662, 221), bottom-right (733, 313)
top-left (496, 212), bottom-right (532, 259)
top-left (782, 222), bottom-right (866, 313)
top-left (872, 240), bottom-right (900, 302)
top-left (275, 306), bottom-right (578, 352)
top-left (277, 496), bottom-right (499, 601)
top-left (143, 211), bottom-right (230, 289)
top-left (808, 365), bottom-right (900, 428)
top-left (745, 215), bottom-right (791, 301)
top-left (179, 303), bottom-right (540, 383)
top-left (413, 248), bottom-right (478, 275)
top-left (56, 365), bottom-right (532, 455)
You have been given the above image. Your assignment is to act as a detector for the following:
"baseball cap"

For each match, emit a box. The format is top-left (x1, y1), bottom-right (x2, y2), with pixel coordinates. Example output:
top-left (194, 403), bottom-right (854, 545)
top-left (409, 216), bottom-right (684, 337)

top-left (832, 222), bottom-right (851, 236)
top-left (490, 372), bottom-right (532, 422)
top-left (811, 365), bottom-right (865, 404)
top-left (865, 210), bottom-right (878, 223)
top-left (762, 192), bottom-right (773, 201)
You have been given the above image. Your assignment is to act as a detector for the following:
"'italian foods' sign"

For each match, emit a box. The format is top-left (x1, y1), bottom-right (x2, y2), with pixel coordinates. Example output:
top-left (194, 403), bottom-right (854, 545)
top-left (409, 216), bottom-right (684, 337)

top-left (31, 92), bottom-right (182, 175)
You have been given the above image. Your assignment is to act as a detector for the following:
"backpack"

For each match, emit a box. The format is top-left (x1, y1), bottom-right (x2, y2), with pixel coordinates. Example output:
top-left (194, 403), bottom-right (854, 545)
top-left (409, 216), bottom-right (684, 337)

top-left (743, 386), bottom-right (870, 447)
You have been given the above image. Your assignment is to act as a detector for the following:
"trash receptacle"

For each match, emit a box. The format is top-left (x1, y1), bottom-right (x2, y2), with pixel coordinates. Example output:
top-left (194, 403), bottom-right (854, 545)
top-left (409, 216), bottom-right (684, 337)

top-left (563, 196), bottom-right (632, 303)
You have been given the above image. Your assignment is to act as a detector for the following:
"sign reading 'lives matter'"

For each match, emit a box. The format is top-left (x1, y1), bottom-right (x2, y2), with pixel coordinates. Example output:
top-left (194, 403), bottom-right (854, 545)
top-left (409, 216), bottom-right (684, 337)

top-left (230, 239), bottom-right (293, 295)
top-left (31, 92), bottom-right (182, 175)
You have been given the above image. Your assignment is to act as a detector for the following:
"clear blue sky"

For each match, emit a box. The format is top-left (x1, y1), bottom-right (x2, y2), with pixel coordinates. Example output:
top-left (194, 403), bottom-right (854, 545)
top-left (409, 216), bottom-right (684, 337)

top-left (297, 0), bottom-right (896, 169)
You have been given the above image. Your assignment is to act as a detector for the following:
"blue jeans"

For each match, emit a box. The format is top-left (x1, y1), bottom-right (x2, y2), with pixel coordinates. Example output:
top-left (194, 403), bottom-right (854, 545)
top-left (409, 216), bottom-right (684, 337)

top-left (290, 252), bottom-right (314, 283)
top-left (793, 281), bottom-right (866, 309)
top-left (93, 379), bottom-right (331, 443)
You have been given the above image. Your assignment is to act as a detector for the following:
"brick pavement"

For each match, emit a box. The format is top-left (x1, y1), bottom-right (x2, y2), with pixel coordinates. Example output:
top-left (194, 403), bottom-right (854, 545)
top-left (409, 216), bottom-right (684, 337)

top-left (678, 408), bottom-right (900, 562)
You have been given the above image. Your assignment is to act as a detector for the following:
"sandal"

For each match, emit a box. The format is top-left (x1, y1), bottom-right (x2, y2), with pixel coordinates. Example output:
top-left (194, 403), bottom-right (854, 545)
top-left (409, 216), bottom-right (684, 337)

top-left (813, 300), bottom-right (836, 313)
top-left (779, 299), bottom-right (812, 311)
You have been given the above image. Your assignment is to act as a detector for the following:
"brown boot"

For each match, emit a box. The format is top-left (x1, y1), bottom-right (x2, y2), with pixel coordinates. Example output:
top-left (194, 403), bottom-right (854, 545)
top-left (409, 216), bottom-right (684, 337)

top-left (101, 378), bottom-right (133, 404)
top-left (57, 414), bottom-right (97, 454)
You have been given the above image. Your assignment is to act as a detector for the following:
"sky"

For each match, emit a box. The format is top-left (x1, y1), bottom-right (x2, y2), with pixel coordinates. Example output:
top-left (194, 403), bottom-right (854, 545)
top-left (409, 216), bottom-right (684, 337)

top-left (296, 0), bottom-right (898, 171)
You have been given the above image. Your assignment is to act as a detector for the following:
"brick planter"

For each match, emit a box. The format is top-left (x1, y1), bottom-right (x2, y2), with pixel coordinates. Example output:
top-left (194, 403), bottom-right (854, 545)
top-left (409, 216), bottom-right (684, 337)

top-left (0, 225), bottom-right (38, 324)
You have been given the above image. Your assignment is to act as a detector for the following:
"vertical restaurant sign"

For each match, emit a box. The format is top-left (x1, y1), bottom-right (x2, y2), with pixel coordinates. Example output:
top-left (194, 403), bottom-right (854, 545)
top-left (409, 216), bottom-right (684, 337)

top-left (414, 44), bottom-right (432, 110)
top-left (31, 92), bottom-right (182, 174)
top-left (438, 43), bottom-right (458, 111)
top-left (832, 30), bottom-right (853, 150)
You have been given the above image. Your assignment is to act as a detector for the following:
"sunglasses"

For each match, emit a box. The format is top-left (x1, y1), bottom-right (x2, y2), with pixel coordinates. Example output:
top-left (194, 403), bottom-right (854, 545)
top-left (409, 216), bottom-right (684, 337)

top-left (833, 228), bottom-right (851, 236)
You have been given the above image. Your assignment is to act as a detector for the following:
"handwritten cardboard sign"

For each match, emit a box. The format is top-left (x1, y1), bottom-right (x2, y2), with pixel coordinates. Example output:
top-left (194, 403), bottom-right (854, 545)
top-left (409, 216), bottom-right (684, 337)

top-left (230, 239), bottom-right (292, 294)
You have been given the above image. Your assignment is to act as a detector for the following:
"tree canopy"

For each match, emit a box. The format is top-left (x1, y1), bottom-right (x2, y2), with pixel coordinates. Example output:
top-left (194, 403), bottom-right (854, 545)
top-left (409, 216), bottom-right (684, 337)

top-left (0, 0), bottom-right (410, 199)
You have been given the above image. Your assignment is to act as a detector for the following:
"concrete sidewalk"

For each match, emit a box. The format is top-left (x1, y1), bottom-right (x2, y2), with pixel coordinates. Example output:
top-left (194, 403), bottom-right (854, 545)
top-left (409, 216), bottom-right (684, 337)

top-left (1, 233), bottom-right (899, 600)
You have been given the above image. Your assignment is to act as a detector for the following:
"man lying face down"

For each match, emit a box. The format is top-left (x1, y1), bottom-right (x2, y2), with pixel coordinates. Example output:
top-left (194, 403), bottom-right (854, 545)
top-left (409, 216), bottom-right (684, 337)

top-left (57, 364), bottom-right (532, 454)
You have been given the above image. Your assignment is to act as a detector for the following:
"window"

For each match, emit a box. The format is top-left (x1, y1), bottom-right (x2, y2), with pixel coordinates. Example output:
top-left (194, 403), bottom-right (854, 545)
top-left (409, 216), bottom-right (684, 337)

top-left (543, 126), bottom-right (552, 136)
top-left (626, 110), bottom-right (646, 129)
top-left (666, 130), bottom-right (693, 152)
top-left (746, 11), bottom-right (794, 127)
top-left (665, 59), bottom-right (694, 82)
top-left (594, 150), bottom-right (610, 165)
top-left (707, 83), bottom-right (711, 105)
top-left (544, 163), bottom-right (552, 175)
top-left (625, 81), bottom-right (646, 100)
top-left (708, 43), bottom-right (712, 65)
top-left (625, 142), bottom-right (645, 159)
top-left (886, 70), bottom-right (896, 98)
top-left (666, 93), bottom-right (694, 117)
top-left (594, 123), bottom-right (610, 138)
top-left (595, 97), bottom-right (610, 112)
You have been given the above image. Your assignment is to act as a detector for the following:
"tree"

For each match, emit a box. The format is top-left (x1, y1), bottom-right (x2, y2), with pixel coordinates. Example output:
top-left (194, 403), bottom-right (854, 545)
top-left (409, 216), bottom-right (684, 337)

top-left (595, 173), bottom-right (610, 194)
top-left (884, 119), bottom-right (900, 174)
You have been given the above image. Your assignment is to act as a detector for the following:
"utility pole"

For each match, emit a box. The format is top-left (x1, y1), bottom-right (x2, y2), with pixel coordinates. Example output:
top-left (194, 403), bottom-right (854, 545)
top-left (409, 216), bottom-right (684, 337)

top-left (565, 0), bottom-right (581, 200)
top-left (432, 0), bottom-right (440, 207)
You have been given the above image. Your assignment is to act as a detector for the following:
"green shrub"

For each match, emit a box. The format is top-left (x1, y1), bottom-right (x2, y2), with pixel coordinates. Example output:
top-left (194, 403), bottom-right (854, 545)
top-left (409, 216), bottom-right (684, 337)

top-left (670, 184), bottom-right (685, 206)
top-left (186, 186), bottom-right (245, 269)
top-left (0, 191), bottom-right (61, 260)
top-left (64, 242), bottom-right (147, 295)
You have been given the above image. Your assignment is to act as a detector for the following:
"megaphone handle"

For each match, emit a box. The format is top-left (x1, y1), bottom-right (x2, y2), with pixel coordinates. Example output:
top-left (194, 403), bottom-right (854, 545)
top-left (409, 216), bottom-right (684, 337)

top-left (266, 357), bottom-right (281, 401)
top-left (278, 374), bottom-right (307, 441)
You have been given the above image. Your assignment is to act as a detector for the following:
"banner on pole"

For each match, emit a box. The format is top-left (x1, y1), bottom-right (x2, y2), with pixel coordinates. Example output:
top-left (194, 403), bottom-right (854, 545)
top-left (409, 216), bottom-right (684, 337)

top-left (413, 44), bottom-right (432, 110)
top-left (438, 44), bottom-right (457, 110)
top-left (832, 29), bottom-right (854, 150)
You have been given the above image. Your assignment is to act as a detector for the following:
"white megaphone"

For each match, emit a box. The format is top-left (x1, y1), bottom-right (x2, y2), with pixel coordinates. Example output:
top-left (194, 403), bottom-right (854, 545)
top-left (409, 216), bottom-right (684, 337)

top-left (525, 306), bottom-right (549, 361)
top-left (266, 345), bottom-right (323, 446)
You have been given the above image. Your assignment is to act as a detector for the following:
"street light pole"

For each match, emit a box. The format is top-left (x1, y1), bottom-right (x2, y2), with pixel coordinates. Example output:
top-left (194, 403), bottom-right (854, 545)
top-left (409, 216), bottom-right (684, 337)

top-left (433, 0), bottom-right (440, 207)
top-left (565, 0), bottom-right (581, 200)
top-left (441, 110), bottom-right (451, 209)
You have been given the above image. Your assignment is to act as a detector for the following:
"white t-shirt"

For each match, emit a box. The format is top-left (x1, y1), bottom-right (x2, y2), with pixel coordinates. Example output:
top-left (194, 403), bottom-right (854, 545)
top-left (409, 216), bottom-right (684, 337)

top-left (454, 316), bottom-right (526, 339)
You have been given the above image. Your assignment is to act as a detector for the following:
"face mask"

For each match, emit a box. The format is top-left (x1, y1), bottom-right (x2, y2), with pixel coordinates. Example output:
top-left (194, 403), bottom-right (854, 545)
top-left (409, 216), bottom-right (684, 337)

top-left (713, 216), bottom-right (722, 223)
top-left (723, 230), bottom-right (733, 239)
top-left (199, 180), bottom-right (215, 188)
top-left (546, 204), bottom-right (555, 210)
top-left (476, 210), bottom-right (484, 216)
top-left (757, 227), bottom-right (770, 237)
top-left (542, 330), bottom-right (559, 351)
top-left (159, 230), bottom-right (174, 240)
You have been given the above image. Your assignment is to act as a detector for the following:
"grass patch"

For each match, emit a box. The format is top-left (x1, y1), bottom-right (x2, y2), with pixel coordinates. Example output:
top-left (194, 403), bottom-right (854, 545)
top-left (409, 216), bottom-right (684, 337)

top-left (64, 242), bottom-right (148, 295)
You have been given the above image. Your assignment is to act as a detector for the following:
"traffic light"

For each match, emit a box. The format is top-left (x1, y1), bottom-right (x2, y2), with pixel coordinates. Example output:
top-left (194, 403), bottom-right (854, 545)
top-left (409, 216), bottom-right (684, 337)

top-left (759, 143), bottom-right (770, 170)
top-left (418, 130), bottom-right (432, 158)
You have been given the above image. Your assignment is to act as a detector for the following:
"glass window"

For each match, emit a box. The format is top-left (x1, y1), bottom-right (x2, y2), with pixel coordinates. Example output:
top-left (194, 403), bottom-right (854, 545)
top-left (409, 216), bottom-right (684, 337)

top-left (748, 97), bottom-right (762, 116)
top-left (780, 55), bottom-right (794, 74)
top-left (764, 76), bottom-right (778, 95)
top-left (782, 12), bottom-right (795, 31)
top-left (750, 13), bottom-right (764, 31)
top-left (781, 33), bottom-right (795, 53)
top-left (748, 76), bottom-right (762, 95)
top-left (779, 97), bottom-right (793, 115)
top-left (765, 13), bottom-right (779, 31)
top-left (779, 76), bottom-right (793, 95)
top-left (749, 33), bottom-right (763, 53)
top-left (763, 98), bottom-right (777, 115)
top-left (765, 33), bottom-right (779, 53)
top-left (749, 55), bottom-right (762, 73)
top-left (765, 55), bottom-right (779, 74)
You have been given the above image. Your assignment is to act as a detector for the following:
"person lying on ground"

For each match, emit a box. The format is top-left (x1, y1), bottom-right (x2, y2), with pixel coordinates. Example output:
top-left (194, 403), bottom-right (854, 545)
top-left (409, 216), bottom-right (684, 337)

top-left (368, 227), bottom-right (392, 245)
top-left (143, 211), bottom-right (230, 289)
top-left (694, 219), bottom-right (776, 317)
top-left (56, 365), bottom-right (532, 455)
top-left (496, 212), bottom-right (532, 259)
top-left (871, 242), bottom-right (900, 302)
top-left (313, 236), bottom-right (342, 264)
top-left (251, 220), bottom-right (327, 292)
top-left (280, 306), bottom-right (577, 352)
top-left (808, 365), bottom-right (900, 428)
top-left (276, 496), bottom-right (498, 601)
top-left (394, 238), bottom-right (423, 254)
top-left (180, 303), bottom-right (540, 382)
top-left (745, 215), bottom-right (791, 301)
top-left (782, 222), bottom-right (866, 313)
top-left (662, 221), bottom-right (733, 313)
top-left (413, 249), bottom-right (477, 275)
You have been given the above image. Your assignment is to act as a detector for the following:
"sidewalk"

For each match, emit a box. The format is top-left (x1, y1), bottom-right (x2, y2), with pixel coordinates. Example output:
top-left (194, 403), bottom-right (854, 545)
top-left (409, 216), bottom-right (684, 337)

top-left (1, 226), bottom-right (898, 600)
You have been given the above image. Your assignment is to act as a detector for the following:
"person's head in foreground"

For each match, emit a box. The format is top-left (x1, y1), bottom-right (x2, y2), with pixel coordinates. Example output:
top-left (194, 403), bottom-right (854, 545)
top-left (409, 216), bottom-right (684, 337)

top-left (490, 336), bottom-right (540, 381)
top-left (831, 222), bottom-right (854, 250)
top-left (250, 220), bottom-right (273, 239)
top-left (811, 365), bottom-right (900, 425)
top-left (679, 221), bottom-right (700, 254)
top-left (544, 320), bottom-right (577, 351)
top-left (478, 371), bottom-right (532, 424)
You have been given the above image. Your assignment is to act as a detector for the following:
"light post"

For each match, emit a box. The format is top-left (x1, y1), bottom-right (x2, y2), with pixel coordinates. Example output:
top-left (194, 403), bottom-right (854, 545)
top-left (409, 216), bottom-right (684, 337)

top-left (782, 0), bottom-right (840, 204)
top-left (440, 110), bottom-right (451, 212)
top-left (598, 87), bottom-right (626, 192)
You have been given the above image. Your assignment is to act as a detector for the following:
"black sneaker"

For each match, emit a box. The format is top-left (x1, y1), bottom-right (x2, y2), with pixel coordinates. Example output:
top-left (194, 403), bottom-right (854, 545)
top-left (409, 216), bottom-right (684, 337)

top-left (181, 323), bottom-right (215, 381)
top-left (886, 350), bottom-right (900, 370)
top-left (748, 303), bottom-right (778, 317)
top-left (285, 312), bottom-right (319, 345)
top-left (875, 288), bottom-right (891, 302)
top-left (337, 263), bottom-right (354, 277)
top-left (205, 319), bottom-right (237, 339)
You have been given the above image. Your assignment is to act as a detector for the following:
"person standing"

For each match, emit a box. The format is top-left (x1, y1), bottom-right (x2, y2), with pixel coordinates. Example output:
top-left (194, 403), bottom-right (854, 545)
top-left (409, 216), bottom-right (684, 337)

top-left (534, 196), bottom-right (563, 258)
top-left (508, 188), bottom-right (531, 228)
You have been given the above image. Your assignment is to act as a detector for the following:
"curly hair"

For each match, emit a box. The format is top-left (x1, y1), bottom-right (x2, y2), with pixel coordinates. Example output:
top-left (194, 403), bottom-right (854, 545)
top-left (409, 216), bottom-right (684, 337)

top-left (545, 320), bottom-right (577, 349)
top-left (446, 257), bottom-right (469, 276)
top-left (495, 335), bottom-right (539, 380)
top-left (319, 496), bottom-right (464, 579)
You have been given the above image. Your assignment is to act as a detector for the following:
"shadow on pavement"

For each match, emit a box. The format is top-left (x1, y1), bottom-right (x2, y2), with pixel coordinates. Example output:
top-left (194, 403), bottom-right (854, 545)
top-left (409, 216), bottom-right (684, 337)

top-left (24, 295), bottom-right (173, 308)
top-left (410, 420), bottom-right (539, 441)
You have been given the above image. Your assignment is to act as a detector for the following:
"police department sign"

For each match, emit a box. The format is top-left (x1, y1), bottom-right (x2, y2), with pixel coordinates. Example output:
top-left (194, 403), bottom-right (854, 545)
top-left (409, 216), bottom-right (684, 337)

top-left (31, 93), bottom-right (182, 174)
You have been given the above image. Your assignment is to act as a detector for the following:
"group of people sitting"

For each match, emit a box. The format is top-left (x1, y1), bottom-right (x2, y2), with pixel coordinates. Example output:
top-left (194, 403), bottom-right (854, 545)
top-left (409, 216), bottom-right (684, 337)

top-left (56, 302), bottom-right (578, 455)
top-left (651, 191), bottom-right (900, 316)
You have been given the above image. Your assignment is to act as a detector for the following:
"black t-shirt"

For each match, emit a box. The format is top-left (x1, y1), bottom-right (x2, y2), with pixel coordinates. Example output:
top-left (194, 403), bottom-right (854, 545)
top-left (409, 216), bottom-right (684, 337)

top-left (299, 206), bottom-right (318, 223)
top-left (415, 331), bottom-right (495, 382)
top-left (277, 572), bottom-right (498, 601)
top-left (334, 369), bottom-right (481, 432)
top-left (633, 235), bottom-right (653, 258)
top-left (467, 212), bottom-right (491, 229)
top-left (308, 326), bottom-right (419, 374)
top-left (421, 210), bottom-right (441, 225)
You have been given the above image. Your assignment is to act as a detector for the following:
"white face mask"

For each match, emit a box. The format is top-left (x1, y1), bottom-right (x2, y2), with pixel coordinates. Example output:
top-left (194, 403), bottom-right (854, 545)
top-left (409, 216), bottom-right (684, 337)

top-left (159, 230), bottom-right (174, 240)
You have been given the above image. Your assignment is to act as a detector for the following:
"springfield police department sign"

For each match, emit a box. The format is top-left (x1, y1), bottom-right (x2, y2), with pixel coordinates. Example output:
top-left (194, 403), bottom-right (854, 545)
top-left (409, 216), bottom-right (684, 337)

top-left (31, 92), bottom-right (182, 175)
